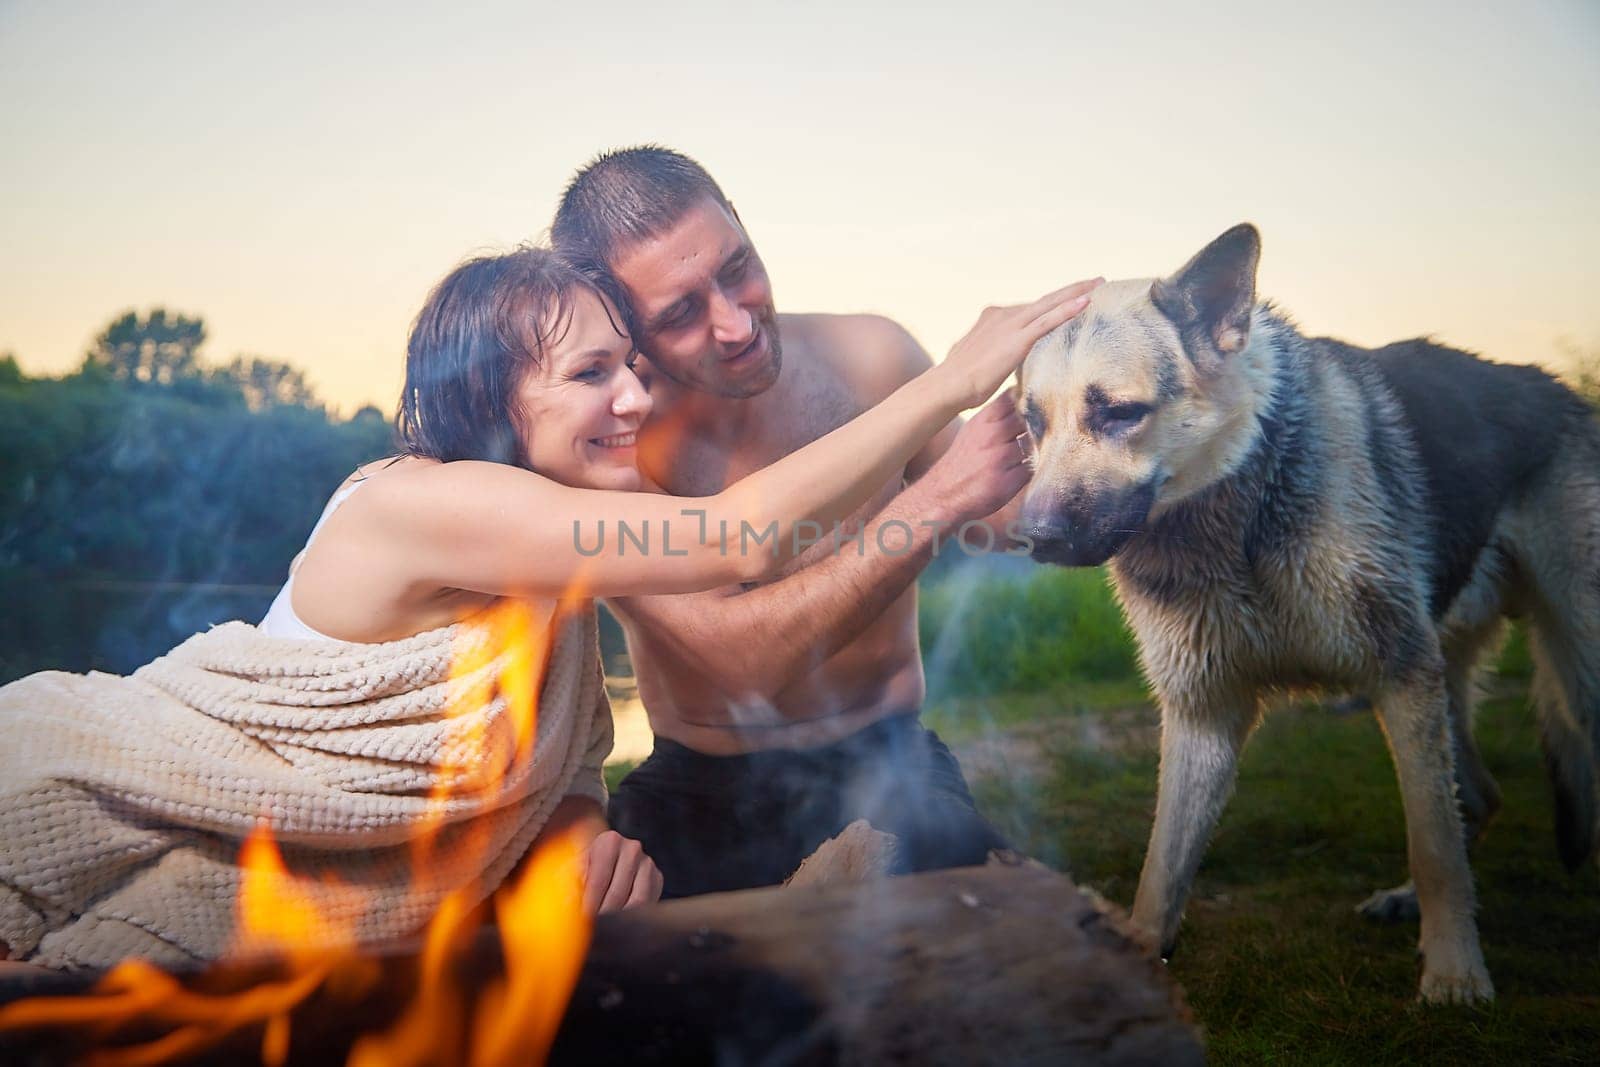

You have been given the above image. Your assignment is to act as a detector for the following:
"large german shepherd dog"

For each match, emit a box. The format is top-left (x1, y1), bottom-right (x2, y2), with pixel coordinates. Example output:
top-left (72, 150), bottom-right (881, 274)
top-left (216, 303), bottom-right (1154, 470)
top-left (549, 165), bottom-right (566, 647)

top-left (1016, 224), bottom-right (1600, 1003)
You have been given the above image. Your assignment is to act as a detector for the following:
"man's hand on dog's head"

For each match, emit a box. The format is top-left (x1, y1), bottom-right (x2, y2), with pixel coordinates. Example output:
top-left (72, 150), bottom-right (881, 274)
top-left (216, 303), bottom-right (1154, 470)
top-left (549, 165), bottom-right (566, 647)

top-left (907, 392), bottom-right (1031, 529)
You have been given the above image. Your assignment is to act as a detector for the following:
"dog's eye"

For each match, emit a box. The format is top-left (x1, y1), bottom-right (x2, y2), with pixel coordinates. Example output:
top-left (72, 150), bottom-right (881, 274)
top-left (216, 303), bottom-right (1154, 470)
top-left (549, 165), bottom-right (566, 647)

top-left (1096, 402), bottom-right (1153, 436)
top-left (1022, 401), bottom-right (1046, 439)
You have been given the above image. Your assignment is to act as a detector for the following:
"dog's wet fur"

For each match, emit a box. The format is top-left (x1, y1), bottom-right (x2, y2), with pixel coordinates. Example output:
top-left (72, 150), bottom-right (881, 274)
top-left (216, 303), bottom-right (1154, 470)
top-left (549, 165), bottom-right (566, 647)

top-left (1018, 223), bottom-right (1600, 1004)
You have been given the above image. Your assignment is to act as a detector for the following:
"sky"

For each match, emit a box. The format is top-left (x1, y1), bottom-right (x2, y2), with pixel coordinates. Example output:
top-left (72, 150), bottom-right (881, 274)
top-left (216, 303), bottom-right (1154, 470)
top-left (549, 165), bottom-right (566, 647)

top-left (3, 0), bottom-right (1597, 414)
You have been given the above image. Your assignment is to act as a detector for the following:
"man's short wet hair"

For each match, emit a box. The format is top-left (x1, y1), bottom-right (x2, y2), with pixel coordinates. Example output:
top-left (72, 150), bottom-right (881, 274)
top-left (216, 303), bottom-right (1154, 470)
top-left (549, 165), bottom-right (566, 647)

top-left (552, 145), bottom-right (732, 269)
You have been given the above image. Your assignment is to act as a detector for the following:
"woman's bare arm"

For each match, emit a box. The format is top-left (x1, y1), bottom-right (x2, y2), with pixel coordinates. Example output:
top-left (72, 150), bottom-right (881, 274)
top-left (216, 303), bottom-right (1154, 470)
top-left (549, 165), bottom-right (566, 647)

top-left (364, 371), bottom-right (956, 599)
top-left (355, 282), bottom-right (1097, 601)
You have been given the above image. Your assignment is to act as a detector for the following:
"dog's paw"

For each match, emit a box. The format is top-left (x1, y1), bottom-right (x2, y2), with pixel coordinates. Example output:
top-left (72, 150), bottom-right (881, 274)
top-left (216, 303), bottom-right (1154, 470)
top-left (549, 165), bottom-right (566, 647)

top-left (1356, 881), bottom-right (1419, 923)
top-left (1417, 963), bottom-right (1495, 1005)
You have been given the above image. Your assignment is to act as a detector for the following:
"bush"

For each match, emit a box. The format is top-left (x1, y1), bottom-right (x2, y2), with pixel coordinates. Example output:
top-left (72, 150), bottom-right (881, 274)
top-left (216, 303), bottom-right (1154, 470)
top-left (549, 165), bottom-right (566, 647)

top-left (0, 371), bottom-right (392, 682)
top-left (919, 563), bottom-right (1141, 698)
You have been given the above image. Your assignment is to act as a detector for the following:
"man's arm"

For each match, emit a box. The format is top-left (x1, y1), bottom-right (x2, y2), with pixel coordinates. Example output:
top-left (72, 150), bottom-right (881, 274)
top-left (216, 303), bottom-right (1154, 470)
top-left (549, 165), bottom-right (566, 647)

top-left (610, 391), bottom-right (1030, 705)
top-left (910, 411), bottom-right (1031, 549)
top-left (892, 318), bottom-right (1032, 548)
top-left (892, 319), bottom-right (963, 484)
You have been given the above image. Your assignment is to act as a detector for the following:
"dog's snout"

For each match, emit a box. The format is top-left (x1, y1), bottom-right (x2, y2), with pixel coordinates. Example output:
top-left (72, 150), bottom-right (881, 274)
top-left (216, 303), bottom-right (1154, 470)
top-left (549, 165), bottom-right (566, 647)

top-left (1021, 490), bottom-right (1096, 566)
top-left (1022, 480), bottom-right (1155, 568)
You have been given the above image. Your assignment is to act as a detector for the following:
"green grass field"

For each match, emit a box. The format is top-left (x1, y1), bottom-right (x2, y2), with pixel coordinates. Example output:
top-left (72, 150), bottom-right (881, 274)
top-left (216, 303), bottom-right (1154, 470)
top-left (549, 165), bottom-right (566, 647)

top-left (918, 573), bottom-right (1600, 1065)
top-left (921, 575), bottom-right (1593, 1067)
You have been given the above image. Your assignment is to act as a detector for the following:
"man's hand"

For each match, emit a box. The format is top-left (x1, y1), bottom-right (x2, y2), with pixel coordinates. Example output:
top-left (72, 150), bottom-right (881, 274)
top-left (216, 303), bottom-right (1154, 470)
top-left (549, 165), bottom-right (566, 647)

top-left (580, 830), bottom-right (664, 914)
top-left (905, 391), bottom-right (1030, 531)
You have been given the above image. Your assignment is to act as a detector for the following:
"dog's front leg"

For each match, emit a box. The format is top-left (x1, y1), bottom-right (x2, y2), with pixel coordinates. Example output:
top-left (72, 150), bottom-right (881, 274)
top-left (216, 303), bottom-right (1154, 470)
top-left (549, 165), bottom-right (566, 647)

top-left (1373, 671), bottom-right (1494, 1004)
top-left (1131, 696), bottom-right (1256, 957)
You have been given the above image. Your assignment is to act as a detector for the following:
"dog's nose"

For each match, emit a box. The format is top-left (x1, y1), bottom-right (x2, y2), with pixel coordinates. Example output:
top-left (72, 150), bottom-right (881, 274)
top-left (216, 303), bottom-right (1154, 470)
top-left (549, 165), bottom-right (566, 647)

top-left (1027, 535), bottom-right (1072, 565)
top-left (1022, 515), bottom-right (1078, 565)
top-left (1029, 520), bottom-right (1117, 568)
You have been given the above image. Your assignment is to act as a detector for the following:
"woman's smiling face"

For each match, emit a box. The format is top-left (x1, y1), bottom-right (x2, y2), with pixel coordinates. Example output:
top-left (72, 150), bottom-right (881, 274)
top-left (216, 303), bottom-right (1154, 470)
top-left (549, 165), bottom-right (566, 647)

top-left (516, 288), bottom-right (653, 492)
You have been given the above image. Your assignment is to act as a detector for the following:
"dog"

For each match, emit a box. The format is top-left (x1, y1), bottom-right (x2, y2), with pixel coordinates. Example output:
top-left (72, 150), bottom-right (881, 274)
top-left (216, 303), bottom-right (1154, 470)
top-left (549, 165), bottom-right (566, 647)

top-left (1016, 223), bottom-right (1600, 1004)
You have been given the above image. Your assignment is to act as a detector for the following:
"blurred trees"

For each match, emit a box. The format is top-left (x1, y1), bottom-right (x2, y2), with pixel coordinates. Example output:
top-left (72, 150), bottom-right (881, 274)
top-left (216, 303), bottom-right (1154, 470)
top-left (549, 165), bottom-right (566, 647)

top-left (0, 309), bottom-right (392, 683)
top-left (1556, 339), bottom-right (1599, 408)
top-left (215, 355), bottom-right (323, 412)
top-left (1568, 359), bottom-right (1599, 408)
top-left (84, 309), bottom-right (208, 390)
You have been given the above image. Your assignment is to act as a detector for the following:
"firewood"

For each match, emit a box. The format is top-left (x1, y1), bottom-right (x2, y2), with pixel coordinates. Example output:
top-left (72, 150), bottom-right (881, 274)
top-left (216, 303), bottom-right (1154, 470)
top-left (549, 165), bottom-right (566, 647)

top-left (784, 818), bottom-right (899, 888)
top-left (1, 865), bottom-right (1202, 1065)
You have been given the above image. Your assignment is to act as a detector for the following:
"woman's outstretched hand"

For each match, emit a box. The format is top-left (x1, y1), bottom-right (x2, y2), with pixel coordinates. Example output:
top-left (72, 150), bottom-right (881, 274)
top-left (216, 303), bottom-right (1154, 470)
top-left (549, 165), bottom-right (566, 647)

top-left (580, 829), bottom-right (664, 914)
top-left (937, 278), bottom-right (1103, 408)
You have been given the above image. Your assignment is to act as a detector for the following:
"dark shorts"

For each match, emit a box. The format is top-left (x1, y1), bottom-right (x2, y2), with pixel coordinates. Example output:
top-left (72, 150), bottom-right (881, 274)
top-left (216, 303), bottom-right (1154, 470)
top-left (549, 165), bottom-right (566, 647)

top-left (607, 712), bottom-right (1009, 898)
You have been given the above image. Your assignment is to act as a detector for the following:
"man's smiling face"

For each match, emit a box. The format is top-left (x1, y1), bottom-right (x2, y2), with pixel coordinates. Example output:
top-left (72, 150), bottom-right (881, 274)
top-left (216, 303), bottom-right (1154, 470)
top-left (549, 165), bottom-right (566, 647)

top-left (609, 196), bottom-right (782, 399)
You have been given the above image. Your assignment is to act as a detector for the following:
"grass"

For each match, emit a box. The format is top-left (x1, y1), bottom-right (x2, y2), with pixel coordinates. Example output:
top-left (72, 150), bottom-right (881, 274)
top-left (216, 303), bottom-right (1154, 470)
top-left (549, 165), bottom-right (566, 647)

top-left (602, 760), bottom-right (636, 794)
top-left (923, 677), bottom-right (1154, 738)
top-left (949, 681), bottom-right (1600, 1065)
top-left (920, 564), bottom-right (1141, 697)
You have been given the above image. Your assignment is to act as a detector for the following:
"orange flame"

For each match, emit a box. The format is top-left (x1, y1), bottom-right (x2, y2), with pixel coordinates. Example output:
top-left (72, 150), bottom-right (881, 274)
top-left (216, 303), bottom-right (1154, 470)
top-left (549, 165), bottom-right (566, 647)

top-left (0, 595), bottom-right (597, 1065)
top-left (471, 827), bottom-right (591, 1067)
top-left (344, 889), bottom-right (476, 1067)
top-left (236, 824), bottom-right (364, 959)
top-left (0, 958), bottom-right (337, 1067)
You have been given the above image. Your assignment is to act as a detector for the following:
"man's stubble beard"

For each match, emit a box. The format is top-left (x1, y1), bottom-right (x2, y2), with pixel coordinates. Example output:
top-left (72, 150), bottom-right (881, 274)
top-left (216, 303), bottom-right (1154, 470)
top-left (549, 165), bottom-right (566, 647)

top-left (650, 309), bottom-right (784, 401)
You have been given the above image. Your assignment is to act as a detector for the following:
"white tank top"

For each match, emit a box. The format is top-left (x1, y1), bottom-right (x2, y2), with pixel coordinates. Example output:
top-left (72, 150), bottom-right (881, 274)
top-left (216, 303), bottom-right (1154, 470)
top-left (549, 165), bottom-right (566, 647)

top-left (259, 479), bottom-right (367, 641)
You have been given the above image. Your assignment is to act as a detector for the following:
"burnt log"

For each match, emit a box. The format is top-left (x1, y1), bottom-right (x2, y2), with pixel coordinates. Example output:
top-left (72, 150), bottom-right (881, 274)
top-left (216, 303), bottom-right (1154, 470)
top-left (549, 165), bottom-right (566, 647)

top-left (0, 863), bottom-right (1201, 1065)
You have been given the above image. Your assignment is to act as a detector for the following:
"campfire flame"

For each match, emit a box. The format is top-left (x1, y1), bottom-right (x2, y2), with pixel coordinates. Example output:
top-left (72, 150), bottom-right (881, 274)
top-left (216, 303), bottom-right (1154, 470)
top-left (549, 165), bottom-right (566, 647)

top-left (0, 597), bottom-right (595, 1065)
top-left (236, 825), bottom-right (365, 960)
top-left (472, 831), bottom-right (589, 1067)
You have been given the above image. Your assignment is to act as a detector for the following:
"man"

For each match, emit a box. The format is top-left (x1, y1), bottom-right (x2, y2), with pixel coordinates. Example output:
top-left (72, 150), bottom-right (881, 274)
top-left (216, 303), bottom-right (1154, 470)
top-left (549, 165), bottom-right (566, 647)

top-left (552, 145), bottom-right (1094, 896)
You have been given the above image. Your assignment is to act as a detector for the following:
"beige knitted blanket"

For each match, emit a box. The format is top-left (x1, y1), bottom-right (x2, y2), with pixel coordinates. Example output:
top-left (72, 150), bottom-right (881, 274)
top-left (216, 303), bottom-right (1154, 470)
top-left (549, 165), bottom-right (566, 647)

top-left (0, 601), bottom-right (611, 971)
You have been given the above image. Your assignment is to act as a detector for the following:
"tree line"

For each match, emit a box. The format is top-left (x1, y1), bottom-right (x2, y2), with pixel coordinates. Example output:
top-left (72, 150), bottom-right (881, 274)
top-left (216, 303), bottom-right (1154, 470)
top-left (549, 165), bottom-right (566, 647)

top-left (0, 310), bottom-right (392, 683)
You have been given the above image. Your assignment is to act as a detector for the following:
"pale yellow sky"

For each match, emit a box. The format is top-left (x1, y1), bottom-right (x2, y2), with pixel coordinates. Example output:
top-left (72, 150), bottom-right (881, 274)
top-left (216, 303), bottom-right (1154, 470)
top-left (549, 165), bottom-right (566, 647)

top-left (3, 1), bottom-right (1597, 413)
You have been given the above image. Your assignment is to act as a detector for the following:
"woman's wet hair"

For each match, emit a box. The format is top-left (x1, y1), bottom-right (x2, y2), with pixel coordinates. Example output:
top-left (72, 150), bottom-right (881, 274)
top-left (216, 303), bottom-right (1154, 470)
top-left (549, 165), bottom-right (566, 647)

top-left (396, 247), bottom-right (630, 467)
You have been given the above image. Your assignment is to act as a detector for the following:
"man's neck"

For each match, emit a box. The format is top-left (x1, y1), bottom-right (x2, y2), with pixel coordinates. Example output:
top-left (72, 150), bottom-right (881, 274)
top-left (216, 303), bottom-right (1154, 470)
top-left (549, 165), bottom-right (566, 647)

top-left (633, 373), bottom-right (760, 494)
top-left (645, 346), bottom-right (792, 449)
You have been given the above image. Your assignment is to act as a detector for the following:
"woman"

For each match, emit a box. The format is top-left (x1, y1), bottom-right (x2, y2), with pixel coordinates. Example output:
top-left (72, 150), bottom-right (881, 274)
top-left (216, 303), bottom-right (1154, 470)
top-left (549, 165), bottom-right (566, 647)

top-left (0, 247), bottom-right (1093, 970)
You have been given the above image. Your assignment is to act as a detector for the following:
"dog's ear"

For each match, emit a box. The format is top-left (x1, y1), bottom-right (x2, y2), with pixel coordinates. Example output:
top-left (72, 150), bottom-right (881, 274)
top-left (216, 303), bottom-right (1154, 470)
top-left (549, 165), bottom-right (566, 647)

top-left (1151, 223), bottom-right (1260, 368)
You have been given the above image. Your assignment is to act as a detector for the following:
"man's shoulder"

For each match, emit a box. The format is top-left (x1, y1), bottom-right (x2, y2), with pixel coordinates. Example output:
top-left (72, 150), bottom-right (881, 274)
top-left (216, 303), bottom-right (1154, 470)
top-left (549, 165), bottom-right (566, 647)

top-left (779, 312), bottom-right (931, 401)
top-left (779, 311), bottom-right (917, 353)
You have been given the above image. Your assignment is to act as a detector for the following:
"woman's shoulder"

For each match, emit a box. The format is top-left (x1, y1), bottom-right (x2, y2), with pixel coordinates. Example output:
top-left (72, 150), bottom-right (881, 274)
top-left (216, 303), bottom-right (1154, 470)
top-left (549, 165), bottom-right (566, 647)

top-left (353, 454), bottom-right (560, 494)
top-left (343, 455), bottom-right (510, 508)
top-left (330, 456), bottom-right (573, 545)
top-left (292, 455), bottom-right (507, 641)
top-left (346, 453), bottom-right (432, 490)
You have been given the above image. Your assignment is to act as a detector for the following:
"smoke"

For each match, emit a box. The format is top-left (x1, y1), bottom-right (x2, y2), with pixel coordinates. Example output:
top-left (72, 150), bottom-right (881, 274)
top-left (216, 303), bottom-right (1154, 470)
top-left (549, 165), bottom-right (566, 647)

top-left (917, 556), bottom-right (1071, 873)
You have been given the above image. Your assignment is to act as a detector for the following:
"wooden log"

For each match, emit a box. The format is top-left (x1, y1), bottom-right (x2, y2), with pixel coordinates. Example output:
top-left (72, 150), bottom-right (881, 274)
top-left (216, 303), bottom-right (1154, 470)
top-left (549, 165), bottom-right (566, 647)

top-left (561, 859), bottom-right (1201, 1066)
top-left (783, 818), bottom-right (899, 887)
top-left (0, 864), bottom-right (1201, 1065)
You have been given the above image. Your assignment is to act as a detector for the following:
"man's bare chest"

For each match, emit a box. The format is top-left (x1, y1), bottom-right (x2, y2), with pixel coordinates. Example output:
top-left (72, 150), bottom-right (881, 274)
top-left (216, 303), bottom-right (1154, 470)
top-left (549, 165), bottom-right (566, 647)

top-left (665, 368), bottom-right (862, 497)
